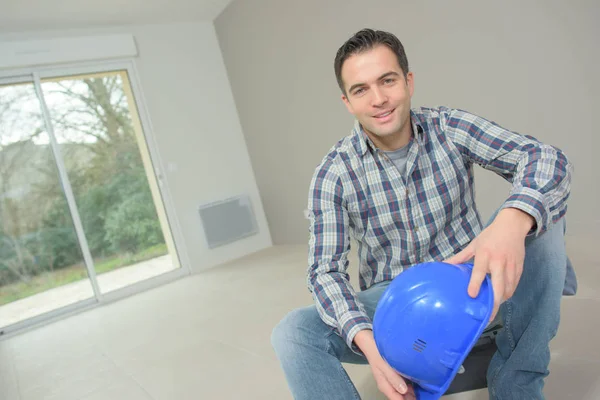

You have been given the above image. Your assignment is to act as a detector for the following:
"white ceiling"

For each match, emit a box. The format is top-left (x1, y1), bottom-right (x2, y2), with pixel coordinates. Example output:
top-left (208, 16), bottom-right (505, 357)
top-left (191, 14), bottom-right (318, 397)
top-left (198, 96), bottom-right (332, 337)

top-left (0, 0), bottom-right (235, 33)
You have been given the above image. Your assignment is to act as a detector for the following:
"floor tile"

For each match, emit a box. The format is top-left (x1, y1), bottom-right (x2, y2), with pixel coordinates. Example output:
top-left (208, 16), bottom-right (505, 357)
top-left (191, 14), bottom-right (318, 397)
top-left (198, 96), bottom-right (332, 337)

top-left (20, 356), bottom-right (129, 400)
top-left (78, 378), bottom-right (152, 400)
top-left (0, 351), bottom-right (21, 400)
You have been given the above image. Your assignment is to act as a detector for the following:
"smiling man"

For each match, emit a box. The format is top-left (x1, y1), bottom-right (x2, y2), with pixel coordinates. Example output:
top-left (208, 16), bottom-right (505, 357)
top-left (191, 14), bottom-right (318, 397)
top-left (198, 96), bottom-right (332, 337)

top-left (271, 29), bottom-right (574, 400)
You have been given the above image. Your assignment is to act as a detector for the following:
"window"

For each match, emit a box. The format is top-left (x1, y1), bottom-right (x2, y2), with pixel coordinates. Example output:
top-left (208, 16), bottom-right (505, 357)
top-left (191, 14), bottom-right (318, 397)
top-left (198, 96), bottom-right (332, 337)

top-left (0, 65), bottom-right (183, 331)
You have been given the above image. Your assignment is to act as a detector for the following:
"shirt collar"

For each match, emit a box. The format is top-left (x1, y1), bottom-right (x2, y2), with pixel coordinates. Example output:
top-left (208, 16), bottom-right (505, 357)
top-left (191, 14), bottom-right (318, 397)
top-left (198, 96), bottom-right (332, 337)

top-left (352, 109), bottom-right (424, 157)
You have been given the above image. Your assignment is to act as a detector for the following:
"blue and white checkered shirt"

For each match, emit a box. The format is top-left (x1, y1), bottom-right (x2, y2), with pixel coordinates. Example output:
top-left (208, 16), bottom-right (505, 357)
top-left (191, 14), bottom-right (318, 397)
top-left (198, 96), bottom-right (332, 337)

top-left (306, 106), bottom-right (572, 354)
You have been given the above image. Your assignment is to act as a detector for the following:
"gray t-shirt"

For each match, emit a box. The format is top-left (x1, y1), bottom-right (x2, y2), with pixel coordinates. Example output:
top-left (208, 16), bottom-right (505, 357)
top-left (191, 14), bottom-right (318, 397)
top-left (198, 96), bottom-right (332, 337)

top-left (383, 141), bottom-right (412, 177)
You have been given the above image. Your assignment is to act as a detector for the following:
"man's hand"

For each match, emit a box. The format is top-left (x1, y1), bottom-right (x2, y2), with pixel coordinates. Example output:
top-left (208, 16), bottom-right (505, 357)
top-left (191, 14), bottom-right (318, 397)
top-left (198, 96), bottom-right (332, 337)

top-left (354, 330), bottom-right (416, 400)
top-left (444, 208), bottom-right (535, 321)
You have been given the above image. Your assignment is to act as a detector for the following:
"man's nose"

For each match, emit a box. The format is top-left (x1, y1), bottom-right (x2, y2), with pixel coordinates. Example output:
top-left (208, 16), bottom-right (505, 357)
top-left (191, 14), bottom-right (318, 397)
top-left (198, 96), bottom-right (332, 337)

top-left (371, 87), bottom-right (387, 107)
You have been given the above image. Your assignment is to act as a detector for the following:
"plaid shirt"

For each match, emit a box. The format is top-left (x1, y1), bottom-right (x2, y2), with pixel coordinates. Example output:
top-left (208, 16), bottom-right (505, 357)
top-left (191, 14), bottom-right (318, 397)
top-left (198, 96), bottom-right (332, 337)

top-left (306, 106), bottom-right (572, 354)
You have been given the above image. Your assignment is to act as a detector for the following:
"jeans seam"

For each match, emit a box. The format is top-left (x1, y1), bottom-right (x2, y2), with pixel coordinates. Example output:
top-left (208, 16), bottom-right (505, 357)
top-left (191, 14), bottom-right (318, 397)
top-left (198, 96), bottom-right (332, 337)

top-left (506, 301), bottom-right (515, 351)
top-left (490, 301), bottom-right (514, 399)
top-left (490, 366), bottom-right (499, 398)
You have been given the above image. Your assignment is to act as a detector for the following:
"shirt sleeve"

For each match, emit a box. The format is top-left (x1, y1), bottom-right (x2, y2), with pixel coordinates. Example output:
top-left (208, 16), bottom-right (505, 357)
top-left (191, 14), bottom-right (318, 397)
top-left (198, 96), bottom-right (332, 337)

top-left (306, 157), bottom-right (372, 355)
top-left (441, 107), bottom-right (573, 236)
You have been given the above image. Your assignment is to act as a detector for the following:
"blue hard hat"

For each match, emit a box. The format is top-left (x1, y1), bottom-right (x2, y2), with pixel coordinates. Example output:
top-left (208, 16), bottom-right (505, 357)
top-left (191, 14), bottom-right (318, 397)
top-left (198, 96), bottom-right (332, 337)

top-left (372, 261), bottom-right (494, 400)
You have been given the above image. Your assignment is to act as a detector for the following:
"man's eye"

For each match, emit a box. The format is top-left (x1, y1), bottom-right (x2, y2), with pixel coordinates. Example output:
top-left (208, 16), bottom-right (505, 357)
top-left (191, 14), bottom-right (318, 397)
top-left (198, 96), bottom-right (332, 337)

top-left (354, 88), bottom-right (365, 95)
top-left (384, 78), bottom-right (395, 84)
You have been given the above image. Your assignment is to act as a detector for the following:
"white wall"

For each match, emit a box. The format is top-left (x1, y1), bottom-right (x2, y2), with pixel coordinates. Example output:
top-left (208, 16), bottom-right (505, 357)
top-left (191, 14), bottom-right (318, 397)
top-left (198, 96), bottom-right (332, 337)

top-left (0, 21), bottom-right (272, 272)
top-left (215, 0), bottom-right (599, 250)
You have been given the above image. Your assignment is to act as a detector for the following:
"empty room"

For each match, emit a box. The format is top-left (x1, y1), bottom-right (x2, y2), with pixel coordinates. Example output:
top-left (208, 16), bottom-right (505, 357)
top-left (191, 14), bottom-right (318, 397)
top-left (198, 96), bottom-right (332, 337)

top-left (0, 0), bottom-right (598, 399)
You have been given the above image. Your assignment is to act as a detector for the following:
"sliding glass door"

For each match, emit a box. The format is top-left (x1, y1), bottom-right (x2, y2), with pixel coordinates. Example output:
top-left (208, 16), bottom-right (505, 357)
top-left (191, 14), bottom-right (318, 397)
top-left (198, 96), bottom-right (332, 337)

top-left (0, 65), bottom-right (182, 331)
top-left (0, 79), bottom-right (95, 328)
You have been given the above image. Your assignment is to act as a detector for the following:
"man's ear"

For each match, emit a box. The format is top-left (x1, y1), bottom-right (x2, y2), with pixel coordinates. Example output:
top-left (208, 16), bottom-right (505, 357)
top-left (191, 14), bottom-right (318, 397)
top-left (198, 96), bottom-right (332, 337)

top-left (406, 71), bottom-right (415, 98)
top-left (341, 94), bottom-right (354, 114)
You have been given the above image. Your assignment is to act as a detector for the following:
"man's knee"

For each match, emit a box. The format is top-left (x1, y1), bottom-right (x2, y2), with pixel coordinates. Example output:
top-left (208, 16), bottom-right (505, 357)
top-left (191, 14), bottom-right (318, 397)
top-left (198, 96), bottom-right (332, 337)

top-left (525, 216), bottom-right (565, 253)
top-left (271, 307), bottom-right (321, 356)
top-left (488, 368), bottom-right (547, 400)
top-left (271, 309), bottom-right (299, 353)
top-left (524, 218), bottom-right (567, 283)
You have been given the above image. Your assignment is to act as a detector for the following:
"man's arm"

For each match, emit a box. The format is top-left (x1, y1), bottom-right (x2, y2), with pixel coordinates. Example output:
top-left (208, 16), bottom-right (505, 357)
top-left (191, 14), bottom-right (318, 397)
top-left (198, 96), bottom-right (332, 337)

top-left (441, 107), bottom-right (573, 320)
top-left (306, 158), bottom-right (372, 356)
top-left (441, 107), bottom-right (573, 236)
top-left (307, 158), bottom-right (414, 398)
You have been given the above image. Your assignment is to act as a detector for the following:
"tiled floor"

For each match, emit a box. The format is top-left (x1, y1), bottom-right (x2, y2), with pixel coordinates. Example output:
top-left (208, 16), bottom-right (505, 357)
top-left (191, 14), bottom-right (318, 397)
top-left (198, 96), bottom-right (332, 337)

top-left (0, 243), bottom-right (599, 400)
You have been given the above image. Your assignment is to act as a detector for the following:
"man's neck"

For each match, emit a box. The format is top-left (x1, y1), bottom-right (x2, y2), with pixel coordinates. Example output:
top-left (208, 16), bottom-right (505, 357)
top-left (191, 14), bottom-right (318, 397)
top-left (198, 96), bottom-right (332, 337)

top-left (366, 125), bottom-right (413, 152)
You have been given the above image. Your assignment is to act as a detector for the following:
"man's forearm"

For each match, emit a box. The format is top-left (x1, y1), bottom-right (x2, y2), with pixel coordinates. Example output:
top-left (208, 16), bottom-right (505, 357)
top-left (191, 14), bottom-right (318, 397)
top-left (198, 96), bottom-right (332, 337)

top-left (496, 207), bottom-right (536, 237)
top-left (354, 329), bottom-right (379, 360)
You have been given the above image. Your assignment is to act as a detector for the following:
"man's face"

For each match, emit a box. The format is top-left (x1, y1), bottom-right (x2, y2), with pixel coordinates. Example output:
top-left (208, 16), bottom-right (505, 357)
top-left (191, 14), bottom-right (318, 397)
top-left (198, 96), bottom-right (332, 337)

top-left (341, 45), bottom-right (414, 146)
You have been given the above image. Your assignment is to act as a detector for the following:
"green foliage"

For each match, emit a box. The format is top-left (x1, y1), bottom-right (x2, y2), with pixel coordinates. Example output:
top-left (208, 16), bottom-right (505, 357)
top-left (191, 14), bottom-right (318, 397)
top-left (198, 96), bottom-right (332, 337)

top-left (37, 200), bottom-right (82, 268)
top-left (0, 75), bottom-right (167, 288)
top-left (0, 231), bottom-right (35, 285)
top-left (105, 188), bottom-right (165, 254)
top-left (76, 184), bottom-right (115, 257)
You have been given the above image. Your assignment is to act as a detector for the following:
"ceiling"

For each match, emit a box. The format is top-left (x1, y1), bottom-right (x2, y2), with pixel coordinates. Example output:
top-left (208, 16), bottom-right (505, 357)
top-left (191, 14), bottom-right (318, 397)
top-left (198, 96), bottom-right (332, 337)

top-left (0, 0), bottom-right (235, 33)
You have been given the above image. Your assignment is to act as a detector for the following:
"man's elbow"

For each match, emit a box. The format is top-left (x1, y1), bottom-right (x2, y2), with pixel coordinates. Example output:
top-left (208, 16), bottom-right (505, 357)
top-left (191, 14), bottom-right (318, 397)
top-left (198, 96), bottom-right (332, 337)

top-left (547, 144), bottom-right (573, 189)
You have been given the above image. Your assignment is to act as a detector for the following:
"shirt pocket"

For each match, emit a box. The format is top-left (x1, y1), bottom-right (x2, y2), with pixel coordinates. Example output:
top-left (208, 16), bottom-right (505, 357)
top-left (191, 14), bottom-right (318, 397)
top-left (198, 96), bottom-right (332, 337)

top-left (423, 156), bottom-right (471, 225)
top-left (347, 197), bottom-right (404, 246)
top-left (346, 199), bottom-right (369, 242)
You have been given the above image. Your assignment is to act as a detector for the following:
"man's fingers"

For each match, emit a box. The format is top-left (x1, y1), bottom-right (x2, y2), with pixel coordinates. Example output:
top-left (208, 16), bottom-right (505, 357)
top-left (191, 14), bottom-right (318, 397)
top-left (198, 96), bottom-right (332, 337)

top-left (404, 383), bottom-right (416, 400)
top-left (376, 377), bottom-right (404, 400)
top-left (444, 242), bottom-right (475, 264)
top-left (384, 371), bottom-right (408, 395)
top-left (490, 259), bottom-right (505, 320)
top-left (468, 253), bottom-right (488, 298)
top-left (504, 262), bottom-right (517, 299)
top-left (376, 366), bottom-right (415, 400)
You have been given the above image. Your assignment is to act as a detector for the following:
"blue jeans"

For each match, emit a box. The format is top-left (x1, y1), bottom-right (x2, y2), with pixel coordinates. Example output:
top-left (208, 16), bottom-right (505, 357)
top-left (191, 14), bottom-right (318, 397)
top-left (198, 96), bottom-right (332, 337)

top-left (271, 215), bottom-right (569, 400)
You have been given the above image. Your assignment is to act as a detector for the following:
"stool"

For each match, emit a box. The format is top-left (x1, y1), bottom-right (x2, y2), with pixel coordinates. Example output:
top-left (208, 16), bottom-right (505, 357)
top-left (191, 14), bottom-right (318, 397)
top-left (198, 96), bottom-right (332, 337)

top-left (443, 319), bottom-right (502, 396)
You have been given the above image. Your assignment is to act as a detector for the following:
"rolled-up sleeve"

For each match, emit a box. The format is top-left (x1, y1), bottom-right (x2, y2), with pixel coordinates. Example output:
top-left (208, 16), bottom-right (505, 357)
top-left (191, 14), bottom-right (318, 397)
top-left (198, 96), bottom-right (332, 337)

top-left (442, 107), bottom-right (573, 236)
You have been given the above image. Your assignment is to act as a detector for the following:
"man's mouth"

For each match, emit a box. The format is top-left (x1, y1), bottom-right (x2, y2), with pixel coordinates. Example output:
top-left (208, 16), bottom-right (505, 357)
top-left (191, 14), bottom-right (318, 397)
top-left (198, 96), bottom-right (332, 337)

top-left (373, 109), bottom-right (395, 119)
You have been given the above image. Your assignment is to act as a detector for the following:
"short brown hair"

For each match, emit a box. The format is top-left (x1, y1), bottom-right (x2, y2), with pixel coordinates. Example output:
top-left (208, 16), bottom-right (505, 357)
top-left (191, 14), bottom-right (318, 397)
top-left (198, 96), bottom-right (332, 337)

top-left (334, 29), bottom-right (409, 95)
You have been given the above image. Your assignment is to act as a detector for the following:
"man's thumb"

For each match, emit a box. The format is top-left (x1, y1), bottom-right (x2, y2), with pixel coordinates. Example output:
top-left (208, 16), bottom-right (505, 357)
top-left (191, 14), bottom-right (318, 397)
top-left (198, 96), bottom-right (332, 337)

top-left (444, 242), bottom-right (475, 265)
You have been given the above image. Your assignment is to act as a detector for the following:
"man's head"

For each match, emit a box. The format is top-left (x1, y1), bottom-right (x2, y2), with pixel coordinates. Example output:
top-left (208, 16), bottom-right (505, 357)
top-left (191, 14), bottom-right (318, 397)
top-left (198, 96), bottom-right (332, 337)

top-left (334, 29), bottom-right (414, 150)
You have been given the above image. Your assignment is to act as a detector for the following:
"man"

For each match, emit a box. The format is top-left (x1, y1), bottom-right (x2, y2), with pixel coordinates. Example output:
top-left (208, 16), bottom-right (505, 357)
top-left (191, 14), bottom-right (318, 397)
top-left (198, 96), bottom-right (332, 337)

top-left (271, 28), bottom-right (574, 400)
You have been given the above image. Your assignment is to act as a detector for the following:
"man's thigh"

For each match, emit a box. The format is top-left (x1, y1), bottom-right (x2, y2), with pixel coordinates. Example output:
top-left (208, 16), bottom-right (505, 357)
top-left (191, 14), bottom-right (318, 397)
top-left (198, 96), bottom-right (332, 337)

top-left (340, 280), bottom-right (391, 364)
